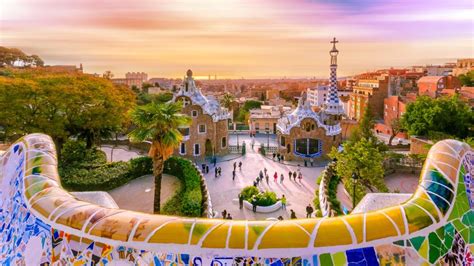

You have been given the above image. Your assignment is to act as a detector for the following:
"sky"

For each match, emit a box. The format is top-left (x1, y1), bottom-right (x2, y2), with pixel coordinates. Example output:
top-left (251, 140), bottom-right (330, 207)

top-left (1, 0), bottom-right (473, 79)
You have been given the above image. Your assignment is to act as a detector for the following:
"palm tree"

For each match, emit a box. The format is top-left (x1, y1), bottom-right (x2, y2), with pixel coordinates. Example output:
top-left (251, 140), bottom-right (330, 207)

top-left (129, 102), bottom-right (191, 213)
top-left (220, 92), bottom-right (235, 112)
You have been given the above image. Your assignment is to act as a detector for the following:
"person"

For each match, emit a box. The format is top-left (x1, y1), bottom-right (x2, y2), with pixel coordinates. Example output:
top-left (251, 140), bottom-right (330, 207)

top-left (306, 204), bottom-right (314, 218)
top-left (238, 193), bottom-right (244, 209)
top-left (222, 209), bottom-right (227, 219)
top-left (272, 153), bottom-right (276, 160)
top-left (253, 180), bottom-right (258, 187)
top-left (232, 170), bottom-right (236, 180)
top-left (215, 167), bottom-right (218, 178)
top-left (251, 138), bottom-right (255, 150)
top-left (288, 170), bottom-right (292, 181)
top-left (264, 167), bottom-right (267, 176)
top-left (280, 173), bottom-right (284, 184)
top-left (290, 209), bottom-right (297, 219)
top-left (259, 170), bottom-right (264, 180)
top-left (233, 162), bottom-right (237, 171)
top-left (218, 167), bottom-right (222, 176)
top-left (265, 173), bottom-right (269, 184)
top-left (298, 172), bottom-right (303, 182)
top-left (255, 177), bottom-right (260, 185)
top-left (238, 161), bottom-right (242, 170)
top-left (273, 172), bottom-right (278, 182)
top-left (227, 213), bottom-right (233, 220)
top-left (292, 171), bottom-right (297, 182)
top-left (277, 216), bottom-right (284, 221)
top-left (202, 164), bottom-right (206, 172)
top-left (281, 195), bottom-right (287, 210)
top-left (310, 158), bottom-right (314, 167)
top-left (304, 160), bottom-right (307, 167)
top-left (251, 196), bottom-right (257, 212)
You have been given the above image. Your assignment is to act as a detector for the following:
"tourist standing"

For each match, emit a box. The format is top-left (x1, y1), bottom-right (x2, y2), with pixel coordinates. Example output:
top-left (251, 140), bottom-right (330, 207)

top-left (306, 204), bottom-right (314, 218)
top-left (273, 172), bottom-right (278, 182)
top-left (264, 167), bottom-right (267, 176)
top-left (233, 162), bottom-right (237, 171)
top-left (281, 195), bottom-right (287, 210)
top-left (227, 213), bottom-right (233, 220)
top-left (265, 173), bottom-right (269, 184)
top-left (288, 170), bottom-right (292, 181)
top-left (238, 193), bottom-right (244, 209)
top-left (290, 209), bottom-right (297, 219)
top-left (310, 158), bottom-right (314, 167)
top-left (238, 161), bottom-right (242, 170)
top-left (232, 170), bottom-right (236, 180)
top-left (292, 171), bottom-right (297, 182)
top-left (298, 172), bottom-right (303, 182)
top-left (205, 165), bottom-right (209, 174)
top-left (280, 173), bottom-right (284, 184)
top-left (218, 167), bottom-right (222, 176)
top-left (251, 196), bottom-right (257, 212)
top-left (259, 170), bottom-right (264, 180)
top-left (215, 167), bottom-right (218, 178)
top-left (222, 210), bottom-right (227, 219)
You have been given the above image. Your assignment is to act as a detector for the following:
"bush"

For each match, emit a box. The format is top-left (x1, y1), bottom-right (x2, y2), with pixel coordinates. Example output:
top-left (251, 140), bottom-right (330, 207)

top-left (255, 191), bottom-right (277, 206)
top-left (129, 156), bottom-right (153, 177)
top-left (313, 190), bottom-right (321, 210)
top-left (241, 186), bottom-right (259, 201)
top-left (61, 140), bottom-right (106, 169)
top-left (163, 157), bottom-right (203, 217)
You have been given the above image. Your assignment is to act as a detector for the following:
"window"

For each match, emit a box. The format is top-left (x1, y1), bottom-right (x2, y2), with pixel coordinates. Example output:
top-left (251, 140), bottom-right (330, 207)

top-left (192, 110), bottom-right (198, 117)
top-left (180, 143), bottom-right (186, 155)
top-left (198, 124), bottom-right (206, 134)
top-left (280, 136), bottom-right (286, 146)
top-left (221, 137), bottom-right (227, 148)
top-left (194, 143), bottom-right (200, 156)
top-left (265, 123), bottom-right (269, 130)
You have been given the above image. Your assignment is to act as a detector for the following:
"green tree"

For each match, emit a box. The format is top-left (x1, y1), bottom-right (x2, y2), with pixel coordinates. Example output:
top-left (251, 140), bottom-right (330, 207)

top-left (128, 102), bottom-right (191, 213)
top-left (237, 100), bottom-right (262, 122)
top-left (388, 118), bottom-right (402, 146)
top-left (0, 68), bottom-right (135, 153)
top-left (458, 70), bottom-right (474, 87)
top-left (329, 137), bottom-right (388, 205)
top-left (401, 95), bottom-right (473, 139)
top-left (220, 92), bottom-right (235, 111)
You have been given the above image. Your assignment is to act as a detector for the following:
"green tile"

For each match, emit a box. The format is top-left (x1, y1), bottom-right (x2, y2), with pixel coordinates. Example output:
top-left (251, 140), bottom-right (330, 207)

top-left (320, 253), bottom-right (333, 266)
top-left (428, 232), bottom-right (442, 264)
top-left (410, 236), bottom-right (425, 251)
top-left (332, 252), bottom-right (346, 266)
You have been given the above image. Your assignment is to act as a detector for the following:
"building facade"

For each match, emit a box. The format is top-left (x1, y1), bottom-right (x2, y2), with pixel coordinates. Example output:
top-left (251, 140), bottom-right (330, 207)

top-left (417, 75), bottom-right (461, 98)
top-left (349, 76), bottom-right (389, 120)
top-left (248, 105), bottom-right (291, 134)
top-left (276, 38), bottom-right (343, 160)
top-left (307, 86), bottom-right (351, 117)
top-left (172, 70), bottom-right (231, 159)
top-left (452, 59), bottom-right (474, 76)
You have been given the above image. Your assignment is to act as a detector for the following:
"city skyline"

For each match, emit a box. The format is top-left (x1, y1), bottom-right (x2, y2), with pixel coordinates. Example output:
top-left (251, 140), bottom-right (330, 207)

top-left (1, 0), bottom-right (473, 78)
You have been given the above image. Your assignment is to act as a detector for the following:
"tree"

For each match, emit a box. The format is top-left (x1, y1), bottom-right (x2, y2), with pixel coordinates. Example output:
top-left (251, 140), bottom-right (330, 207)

top-left (0, 47), bottom-right (44, 67)
top-left (0, 68), bottom-right (135, 154)
top-left (220, 93), bottom-right (235, 111)
top-left (329, 137), bottom-right (388, 205)
top-left (401, 95), bottom-right (473, 139)
top-left (388, 118), bottom-right (402, 146)
top-left (102, 70), bottom-right (114, 79)
top-left (458, 70), bottom-right (474, 87)
top-left (237, 100), bottom-right (262, 122)
top-left (128, 102), bottom-right (191, 213)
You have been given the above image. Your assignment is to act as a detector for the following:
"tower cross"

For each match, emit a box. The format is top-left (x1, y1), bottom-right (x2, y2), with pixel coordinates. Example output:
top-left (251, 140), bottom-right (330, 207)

top-left (331, 37), bottom-right (338, 46)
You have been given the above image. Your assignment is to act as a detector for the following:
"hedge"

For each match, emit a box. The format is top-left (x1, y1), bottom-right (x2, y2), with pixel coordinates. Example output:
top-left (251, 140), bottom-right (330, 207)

top-left (240, 186), bottom-right (278, 207)
top-left (59, 140), bottom-right (153, 191)
top-left (162, 156), bottom-right (203, 217)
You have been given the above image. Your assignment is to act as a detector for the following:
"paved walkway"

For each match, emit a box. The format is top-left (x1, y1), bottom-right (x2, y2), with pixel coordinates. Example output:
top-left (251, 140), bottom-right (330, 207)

top-left (108, 174), bottom-right (180, 214)
top-left (204, 138), bottom-right (325, 220)
top-left (101, 145), bottom-right (145, 162)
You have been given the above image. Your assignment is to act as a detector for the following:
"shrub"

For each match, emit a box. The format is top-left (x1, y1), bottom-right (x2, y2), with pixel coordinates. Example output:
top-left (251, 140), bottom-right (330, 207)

top-left (241, 186), bottom-right (259, 201)
top-left (163, 157), bottom-right (203, 217)
top-left (313, 190), bottom-right (321, 210)
top-left (255, 191), bottom-right (277, 206)
top-left (129, 156), bottom-right (153, 177)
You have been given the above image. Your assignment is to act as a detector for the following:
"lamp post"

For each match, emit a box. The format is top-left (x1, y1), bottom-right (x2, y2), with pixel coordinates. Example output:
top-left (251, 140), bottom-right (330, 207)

top-left (351, 171), bottom-right (359, 210)
top-left (266, 129), bottom-right (270, 149)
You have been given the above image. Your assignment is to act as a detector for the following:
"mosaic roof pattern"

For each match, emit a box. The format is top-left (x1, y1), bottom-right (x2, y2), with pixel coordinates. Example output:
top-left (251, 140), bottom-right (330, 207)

top-left (0, 133), bottom-right (472, 264)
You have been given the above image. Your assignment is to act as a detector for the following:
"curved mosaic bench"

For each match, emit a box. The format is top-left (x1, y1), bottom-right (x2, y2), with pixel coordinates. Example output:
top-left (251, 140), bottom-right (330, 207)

top-left (0, 133), bottom-right (473, 265)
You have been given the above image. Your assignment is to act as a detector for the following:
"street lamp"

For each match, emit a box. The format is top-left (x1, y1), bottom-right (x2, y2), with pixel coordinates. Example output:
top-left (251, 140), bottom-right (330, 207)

top-left (351, 171), bottom-right (359, 210)
top-left (266, 129), bottom-right (270, 149)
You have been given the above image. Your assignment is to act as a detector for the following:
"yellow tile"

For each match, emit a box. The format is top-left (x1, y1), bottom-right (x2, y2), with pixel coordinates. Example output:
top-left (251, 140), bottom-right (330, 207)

top-left (247, 221), bottom-right (270, 249)
top-left (228, 221), bottom-right (246, 249)
top-left (201, 222), bottom-right (230, 248)
top-left (365, 212), bottom-right (399, 241)
top-left (258, 222), bottom-right (309, 249)
top-left (314, 218), bottom-right (353, 247)
top-left (148, 220), bottom-right (193, 244)
top-left (343, 213), bottom-right (364, 243)
top-left (382, 206), bottom-right (406, 235)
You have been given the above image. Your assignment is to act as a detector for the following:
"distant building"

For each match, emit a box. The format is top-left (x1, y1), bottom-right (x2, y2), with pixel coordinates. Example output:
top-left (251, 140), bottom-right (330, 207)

top-left (172, 69), bottom-right (231, 158)
top-left (426, 64), bottom-right (454, 76)
top-left (452, 59), bottom-right (474, 76)
top-left (276, 38), bottom-right (343, 160)
top-left (349, 76), bottom-right (389, 120)
top-left (112, 72), bottom-right (148, 88)
top-left (43, 64), bottom-right (83, 73)
top-left (306, 86), bottom-right (351, 117)
top-left (248, 105), bottom-right (291, 134)
top-left (417, 76), bottom-right (461, 98)
top-left (375, 94), bottom-right (416, 138)
top-left (265, 89), bottom-right (280, 100)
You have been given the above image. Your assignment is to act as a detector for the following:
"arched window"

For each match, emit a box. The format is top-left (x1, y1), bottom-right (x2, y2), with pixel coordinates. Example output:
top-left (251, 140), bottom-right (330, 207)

top-left (221, 137), bottom-right (227, 148)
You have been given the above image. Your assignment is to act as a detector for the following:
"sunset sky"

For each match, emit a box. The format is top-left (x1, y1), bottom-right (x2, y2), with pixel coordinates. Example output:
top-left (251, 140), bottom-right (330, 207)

top-left (1, 0), bottom-right (473, 78)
